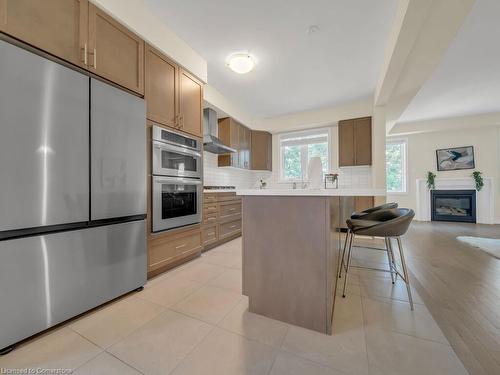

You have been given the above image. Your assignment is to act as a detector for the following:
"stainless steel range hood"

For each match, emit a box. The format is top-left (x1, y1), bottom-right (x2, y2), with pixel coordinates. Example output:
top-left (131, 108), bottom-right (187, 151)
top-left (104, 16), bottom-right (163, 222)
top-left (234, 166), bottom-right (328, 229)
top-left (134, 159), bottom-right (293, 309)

top-left (203, 108), bottom-right (237, 154)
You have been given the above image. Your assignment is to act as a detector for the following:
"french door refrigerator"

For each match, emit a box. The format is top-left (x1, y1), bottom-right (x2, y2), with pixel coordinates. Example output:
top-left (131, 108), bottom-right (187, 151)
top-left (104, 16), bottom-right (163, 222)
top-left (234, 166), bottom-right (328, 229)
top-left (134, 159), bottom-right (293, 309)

top-left (0, 39), bottom-right (147, 353)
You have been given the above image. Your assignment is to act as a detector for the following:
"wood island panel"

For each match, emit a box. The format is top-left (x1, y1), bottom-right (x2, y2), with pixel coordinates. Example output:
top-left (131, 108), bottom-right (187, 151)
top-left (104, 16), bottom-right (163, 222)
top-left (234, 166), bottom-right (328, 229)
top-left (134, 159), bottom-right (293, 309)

top-left (242, 195), bottom-right (341, 334)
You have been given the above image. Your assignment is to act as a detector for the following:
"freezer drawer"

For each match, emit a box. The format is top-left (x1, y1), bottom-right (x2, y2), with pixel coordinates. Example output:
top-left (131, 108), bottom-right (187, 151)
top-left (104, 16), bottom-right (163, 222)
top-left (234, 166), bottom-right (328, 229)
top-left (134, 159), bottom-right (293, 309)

top-left (0, 40), bottom-right (89, 232)
top-left (91, 79), bottom-right (146, 220)
top-left (0, 220), bottom-right (146, 350)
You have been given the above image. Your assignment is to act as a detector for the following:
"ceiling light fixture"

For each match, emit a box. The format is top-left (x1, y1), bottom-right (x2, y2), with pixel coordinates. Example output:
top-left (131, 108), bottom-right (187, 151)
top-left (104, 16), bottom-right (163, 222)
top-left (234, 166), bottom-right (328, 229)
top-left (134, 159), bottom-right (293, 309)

top-left (226, 53), bottom-right (256, 74)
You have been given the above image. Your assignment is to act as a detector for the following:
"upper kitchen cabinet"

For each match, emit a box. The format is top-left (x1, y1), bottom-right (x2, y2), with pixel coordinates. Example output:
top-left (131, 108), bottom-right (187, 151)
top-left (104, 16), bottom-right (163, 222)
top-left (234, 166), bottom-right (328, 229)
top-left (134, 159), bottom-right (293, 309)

top-left (0, 0), bottom-right (89, 68)
top-left (239, 125), bottom-right (251, 169)
top-left (179, 69), bottom-right (203, 138)
top-left (218, 117), bottom-right (246, 169)
top-left (88, 4), bottom-right (144, 95)
top-left (338, 116), bottom-right (372, 166)
top-left (145, 51), bottom-right (202, 137)
top-left (0, 1), bottom-right (145, 95)
top-left (251, 130), bottom-right (272, 171)
top-left (145, 44), bottom-right (178, 128)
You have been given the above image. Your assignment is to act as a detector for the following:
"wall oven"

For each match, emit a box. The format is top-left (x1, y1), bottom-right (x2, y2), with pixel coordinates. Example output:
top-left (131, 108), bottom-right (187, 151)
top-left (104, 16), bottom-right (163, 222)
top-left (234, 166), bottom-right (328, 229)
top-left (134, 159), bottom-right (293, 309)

top-left (152, 176), bottom-right (202, 232)
top-left (152, 126), bottom-right (203, 232)
top-left (152, 126), bottom-right (202, 179)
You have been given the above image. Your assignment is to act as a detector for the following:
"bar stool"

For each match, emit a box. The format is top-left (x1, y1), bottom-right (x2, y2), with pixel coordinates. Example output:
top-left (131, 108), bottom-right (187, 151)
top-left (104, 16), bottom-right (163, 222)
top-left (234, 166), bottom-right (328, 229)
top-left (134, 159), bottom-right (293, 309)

top-left (338, 202), bottom-right (398, 279)
top-left (340, 208), bottom-right (415, 310)
top-left (350, 202), bottom-right (399, 219)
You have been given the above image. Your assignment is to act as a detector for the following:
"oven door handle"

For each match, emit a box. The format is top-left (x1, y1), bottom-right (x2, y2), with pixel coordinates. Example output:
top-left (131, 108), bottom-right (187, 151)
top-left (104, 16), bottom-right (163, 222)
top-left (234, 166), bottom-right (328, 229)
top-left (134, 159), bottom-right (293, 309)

top-left (154, 176), bottom-right (203, 185)
top-left (153, 141), bottom-right (202, 158)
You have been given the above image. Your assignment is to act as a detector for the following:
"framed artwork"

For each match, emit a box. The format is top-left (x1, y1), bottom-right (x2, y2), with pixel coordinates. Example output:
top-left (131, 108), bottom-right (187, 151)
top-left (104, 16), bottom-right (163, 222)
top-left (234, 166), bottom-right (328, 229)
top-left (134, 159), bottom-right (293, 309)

top-left (436, 146), bottom-right (475, 171)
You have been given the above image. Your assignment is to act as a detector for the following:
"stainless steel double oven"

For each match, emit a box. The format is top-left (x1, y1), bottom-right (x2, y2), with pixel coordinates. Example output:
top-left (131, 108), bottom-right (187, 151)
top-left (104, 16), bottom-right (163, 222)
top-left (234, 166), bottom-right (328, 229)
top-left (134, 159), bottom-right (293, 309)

top-left (152, 126), bottom-right (203, 232)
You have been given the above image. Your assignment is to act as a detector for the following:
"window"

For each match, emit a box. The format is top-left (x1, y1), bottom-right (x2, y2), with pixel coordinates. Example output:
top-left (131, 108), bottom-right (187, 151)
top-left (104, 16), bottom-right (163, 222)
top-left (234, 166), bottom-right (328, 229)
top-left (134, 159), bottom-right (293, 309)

top-left (279, 128), bottom-right (329, 181)
top-left (386, 138), bottom-right (407, 193)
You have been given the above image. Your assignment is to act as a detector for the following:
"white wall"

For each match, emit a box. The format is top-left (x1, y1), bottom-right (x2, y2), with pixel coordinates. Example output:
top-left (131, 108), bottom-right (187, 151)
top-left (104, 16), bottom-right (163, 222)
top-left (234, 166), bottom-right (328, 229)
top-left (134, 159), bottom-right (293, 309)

top-left (387, 126), bottom-right (500, 222)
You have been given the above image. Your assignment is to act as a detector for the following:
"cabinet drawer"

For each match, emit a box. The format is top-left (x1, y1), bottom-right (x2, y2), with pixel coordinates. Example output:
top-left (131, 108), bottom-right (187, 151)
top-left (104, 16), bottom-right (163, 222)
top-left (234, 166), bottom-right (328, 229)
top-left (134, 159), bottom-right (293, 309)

top-left (204, 193), bottom-right (218, 203)
top-left (219, 202), bottom-right (241, 219)
top-left (204, 203), bottom-right (218, 213)
top-left (148, 229), bottom-right (201, 271)
top-left (203, 210), bottom-right (218, 224)
top-left (219, 219), bottom-right (241, 239)
top-left (202, 224), bottom-right (218, 246)
top-left (217, 192), bottom-right (240, 202)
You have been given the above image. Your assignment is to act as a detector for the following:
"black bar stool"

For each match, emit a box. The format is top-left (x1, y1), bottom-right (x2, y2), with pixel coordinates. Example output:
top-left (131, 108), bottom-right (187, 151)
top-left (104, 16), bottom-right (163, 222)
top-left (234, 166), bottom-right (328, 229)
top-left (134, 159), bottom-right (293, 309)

top-left (340, 208), bottom-right (415, 310)
top-left (350, 202), bottom-right (399, 219)
top-left (338, 202), bottom-right (398, 279)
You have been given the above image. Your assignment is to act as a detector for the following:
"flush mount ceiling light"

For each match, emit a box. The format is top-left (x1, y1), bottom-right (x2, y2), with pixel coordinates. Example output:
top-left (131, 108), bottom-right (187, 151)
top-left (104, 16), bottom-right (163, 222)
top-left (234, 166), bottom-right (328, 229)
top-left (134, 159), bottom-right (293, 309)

top-left (225, 53), bottom-right (256, 74)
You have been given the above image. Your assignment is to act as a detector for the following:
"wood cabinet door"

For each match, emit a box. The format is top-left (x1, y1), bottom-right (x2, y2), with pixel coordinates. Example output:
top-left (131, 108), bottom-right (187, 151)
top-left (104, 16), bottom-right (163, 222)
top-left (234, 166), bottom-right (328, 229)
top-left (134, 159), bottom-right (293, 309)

top-left (88, 3), bottom-right (144, 95)
top-left (251, 130), bottom-right (272, 171)
top-left (355, 196), bottom-right (374, 212)
top-left (0, 0), bottom-right (88, 68)
top-left (239, 125), bottom-right (251, 169)
top-left (354, 117), bottom-right (372, 165)
top-left (338, 120), bottom-right (355, 167)
top-left (230, 119), bottom-right (241, 167)
top-left (145, 44), bottom-right (177, 128)
top-left (179, 69), bottom-right (203, 137)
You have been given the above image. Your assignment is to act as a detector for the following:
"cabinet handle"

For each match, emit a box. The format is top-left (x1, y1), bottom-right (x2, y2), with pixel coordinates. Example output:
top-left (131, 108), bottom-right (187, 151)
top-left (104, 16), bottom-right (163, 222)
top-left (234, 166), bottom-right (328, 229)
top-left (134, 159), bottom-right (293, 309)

top-left (82, 44), bottom-right (88, 65)
top-left (175, 243), bottom-right (186, 249)
top-left (230, 225), bottom-right (237, 229)
top-left (229, 208), bottom-right (236, 211)
top-left (89, 48), bottom-right (97, 69)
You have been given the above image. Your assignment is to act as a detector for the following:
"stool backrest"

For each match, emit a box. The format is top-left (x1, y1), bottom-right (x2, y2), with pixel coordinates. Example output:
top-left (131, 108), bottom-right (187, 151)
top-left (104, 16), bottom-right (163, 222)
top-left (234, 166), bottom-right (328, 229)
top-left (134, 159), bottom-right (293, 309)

top-left (362, 202), bottom-right (398, 214)
top-left (356, 208), bottom-right (415, 237)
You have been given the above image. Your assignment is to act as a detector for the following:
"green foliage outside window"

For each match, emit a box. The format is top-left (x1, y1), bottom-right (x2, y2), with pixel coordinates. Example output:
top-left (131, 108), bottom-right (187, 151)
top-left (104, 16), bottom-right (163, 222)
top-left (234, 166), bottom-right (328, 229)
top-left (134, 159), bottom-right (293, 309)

top-left (283, 145), bottom-right (302, 179)
top-left (386, 142), bottom-right (404, 192)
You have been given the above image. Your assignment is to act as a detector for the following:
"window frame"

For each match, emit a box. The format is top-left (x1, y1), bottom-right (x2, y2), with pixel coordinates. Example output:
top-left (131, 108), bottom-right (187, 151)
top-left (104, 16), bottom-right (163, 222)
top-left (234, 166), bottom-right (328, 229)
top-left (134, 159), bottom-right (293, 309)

top-left (385, 137), bottom-right (408, 194)
top-left (278, 127), bottom-right (332, 183)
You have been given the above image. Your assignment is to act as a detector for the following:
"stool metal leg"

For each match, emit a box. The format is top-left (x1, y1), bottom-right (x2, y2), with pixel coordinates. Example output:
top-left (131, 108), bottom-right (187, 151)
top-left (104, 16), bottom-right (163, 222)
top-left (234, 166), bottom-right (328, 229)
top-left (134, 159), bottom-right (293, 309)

top-left (384, 237), bottom-right (395, 284)
top-left (387, 238), bottom-right (397, 283)
top-left (338, 229), bottom-right (350, 279)
top-left (342, 232), bottom-right (355, 298)
top-left (396, 236), bottom-right (414, 310)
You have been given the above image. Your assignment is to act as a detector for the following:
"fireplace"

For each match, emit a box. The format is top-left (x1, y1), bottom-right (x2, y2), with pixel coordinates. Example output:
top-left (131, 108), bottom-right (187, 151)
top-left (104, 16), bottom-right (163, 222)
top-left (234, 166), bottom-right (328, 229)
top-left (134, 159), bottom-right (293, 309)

top-left (431, 190), bottom-right (476, 223)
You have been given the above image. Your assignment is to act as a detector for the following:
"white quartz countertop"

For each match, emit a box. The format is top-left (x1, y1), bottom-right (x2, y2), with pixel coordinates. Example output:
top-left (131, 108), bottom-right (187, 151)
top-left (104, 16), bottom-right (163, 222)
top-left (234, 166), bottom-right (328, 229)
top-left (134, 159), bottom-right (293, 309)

top-left (236, 188), bottom-right (386, 196)
top-left (203, 189), bottom-right (237, 193)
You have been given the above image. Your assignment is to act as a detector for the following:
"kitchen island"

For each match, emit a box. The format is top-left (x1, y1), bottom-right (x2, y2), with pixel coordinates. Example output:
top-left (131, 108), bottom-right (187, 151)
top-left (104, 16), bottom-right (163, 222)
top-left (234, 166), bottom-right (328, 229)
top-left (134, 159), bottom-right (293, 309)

top-left (237, 188), bottom-right (386, 334)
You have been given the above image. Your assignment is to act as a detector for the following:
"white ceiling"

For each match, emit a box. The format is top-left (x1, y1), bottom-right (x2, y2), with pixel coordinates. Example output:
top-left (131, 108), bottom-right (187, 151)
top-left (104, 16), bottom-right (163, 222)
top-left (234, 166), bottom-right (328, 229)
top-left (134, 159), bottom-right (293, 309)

top-left (398, 0), bottom-right (500, 124)
top-left (145, 0), bottom-right (397, 118)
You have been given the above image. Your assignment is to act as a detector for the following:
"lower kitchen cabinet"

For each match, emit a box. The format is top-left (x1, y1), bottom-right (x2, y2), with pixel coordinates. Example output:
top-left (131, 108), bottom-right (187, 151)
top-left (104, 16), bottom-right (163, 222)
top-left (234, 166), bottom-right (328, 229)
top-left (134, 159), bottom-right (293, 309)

top-left (202, 224), bottom-right (218, 247)
top-left (355, 196), bottom-right (374, 212)
top-left (202, 192), bottom-right (242, 251)
top-left (147, 224), bottom-right (202, 277)
top-left (219, 218), bottom-right (242, 240)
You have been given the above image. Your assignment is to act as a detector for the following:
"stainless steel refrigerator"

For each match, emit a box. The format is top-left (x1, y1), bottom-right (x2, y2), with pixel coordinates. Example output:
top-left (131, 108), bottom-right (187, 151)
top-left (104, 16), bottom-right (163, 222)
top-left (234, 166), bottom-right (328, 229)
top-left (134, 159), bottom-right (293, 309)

top-left (0, 39), bottom-right (147, 352)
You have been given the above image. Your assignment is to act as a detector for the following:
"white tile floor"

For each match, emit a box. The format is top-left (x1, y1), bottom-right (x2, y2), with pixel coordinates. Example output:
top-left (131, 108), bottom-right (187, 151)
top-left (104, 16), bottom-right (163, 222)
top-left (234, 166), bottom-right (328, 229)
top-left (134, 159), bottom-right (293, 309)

top-left (0, 238), bottom-right (468, 375)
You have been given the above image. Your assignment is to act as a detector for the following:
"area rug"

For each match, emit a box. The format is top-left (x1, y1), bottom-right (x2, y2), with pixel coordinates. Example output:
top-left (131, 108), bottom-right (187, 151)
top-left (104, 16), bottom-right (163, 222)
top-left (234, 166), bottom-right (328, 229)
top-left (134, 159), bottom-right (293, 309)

top-left (457, 236), bottom-right (500, 259)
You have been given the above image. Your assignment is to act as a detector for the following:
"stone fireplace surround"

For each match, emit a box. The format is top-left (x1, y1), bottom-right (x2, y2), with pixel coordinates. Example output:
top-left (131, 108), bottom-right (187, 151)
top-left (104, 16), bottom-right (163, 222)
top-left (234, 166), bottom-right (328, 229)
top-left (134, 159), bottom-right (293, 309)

top-left (416, 177), bottom-right (494, 224)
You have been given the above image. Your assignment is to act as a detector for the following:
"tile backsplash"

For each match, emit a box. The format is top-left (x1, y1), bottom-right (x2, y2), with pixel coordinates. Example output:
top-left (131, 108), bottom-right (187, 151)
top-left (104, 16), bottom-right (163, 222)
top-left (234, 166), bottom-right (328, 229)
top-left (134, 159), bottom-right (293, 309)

top-left (203, 152), bottom-right (271, 188)
top-left (337, 166), bottom-right (372, 188)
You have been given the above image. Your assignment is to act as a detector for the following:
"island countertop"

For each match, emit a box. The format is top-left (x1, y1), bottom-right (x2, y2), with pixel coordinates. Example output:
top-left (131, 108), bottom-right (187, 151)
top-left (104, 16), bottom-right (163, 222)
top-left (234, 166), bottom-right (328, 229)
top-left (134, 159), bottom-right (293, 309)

top-left (236, 188), bottom-right (386, 196)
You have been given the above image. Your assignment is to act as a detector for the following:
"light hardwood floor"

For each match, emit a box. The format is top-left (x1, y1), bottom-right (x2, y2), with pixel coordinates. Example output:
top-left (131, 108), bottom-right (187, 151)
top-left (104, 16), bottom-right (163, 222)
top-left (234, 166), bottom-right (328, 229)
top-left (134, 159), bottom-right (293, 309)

top-left (402, 221), bottom-right (500, 375)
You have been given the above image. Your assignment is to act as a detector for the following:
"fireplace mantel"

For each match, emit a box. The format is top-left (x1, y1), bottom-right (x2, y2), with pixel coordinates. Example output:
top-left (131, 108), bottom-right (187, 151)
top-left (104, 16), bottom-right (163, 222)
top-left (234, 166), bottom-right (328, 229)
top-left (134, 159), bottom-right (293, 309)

top-left (416, 177), bottom-right (494, 224)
